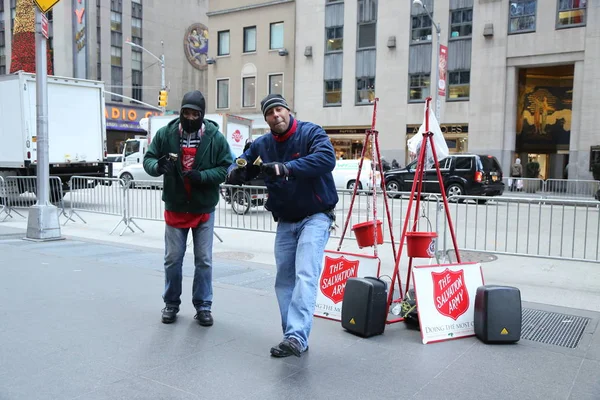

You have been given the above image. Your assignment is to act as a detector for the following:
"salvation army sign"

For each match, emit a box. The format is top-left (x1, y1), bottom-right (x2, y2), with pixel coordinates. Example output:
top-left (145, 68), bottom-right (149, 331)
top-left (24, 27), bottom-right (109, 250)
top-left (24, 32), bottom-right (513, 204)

top-left (431, 269), bottom-right (469, 320)
top-left (314, 250), bottom-right (380, 321)
top-left (412, 263), bottom-right (484, 344)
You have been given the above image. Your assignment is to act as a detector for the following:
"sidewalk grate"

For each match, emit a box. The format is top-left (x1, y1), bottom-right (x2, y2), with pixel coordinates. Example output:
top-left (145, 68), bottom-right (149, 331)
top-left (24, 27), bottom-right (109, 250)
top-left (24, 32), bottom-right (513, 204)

top-left (521, 308), bottom-right (590, 349)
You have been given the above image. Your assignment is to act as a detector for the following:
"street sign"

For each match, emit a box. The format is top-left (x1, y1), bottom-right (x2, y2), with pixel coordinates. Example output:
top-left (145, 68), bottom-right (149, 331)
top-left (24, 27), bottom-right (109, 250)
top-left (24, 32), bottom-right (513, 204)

top-left (34, 0), bottom-right (61, 13)
top-left (41, 13), bottom-right (49, 39)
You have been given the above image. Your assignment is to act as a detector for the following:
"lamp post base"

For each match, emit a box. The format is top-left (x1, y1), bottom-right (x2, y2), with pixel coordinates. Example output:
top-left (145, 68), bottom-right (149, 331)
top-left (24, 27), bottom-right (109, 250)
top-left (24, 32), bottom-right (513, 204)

top-left (25, 204), bottom-right (64, 241)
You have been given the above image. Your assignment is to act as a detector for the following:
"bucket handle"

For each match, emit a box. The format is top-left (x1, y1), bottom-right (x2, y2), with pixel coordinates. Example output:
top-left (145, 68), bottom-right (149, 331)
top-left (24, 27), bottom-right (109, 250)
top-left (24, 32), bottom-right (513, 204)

top-left (411, 214), bottom-right (433, 233)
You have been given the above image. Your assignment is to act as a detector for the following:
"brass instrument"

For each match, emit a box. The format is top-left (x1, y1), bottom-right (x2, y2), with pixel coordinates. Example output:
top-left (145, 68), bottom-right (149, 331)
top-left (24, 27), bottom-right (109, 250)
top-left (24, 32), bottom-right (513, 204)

top-left (235, 156), bottom-right (262, 168)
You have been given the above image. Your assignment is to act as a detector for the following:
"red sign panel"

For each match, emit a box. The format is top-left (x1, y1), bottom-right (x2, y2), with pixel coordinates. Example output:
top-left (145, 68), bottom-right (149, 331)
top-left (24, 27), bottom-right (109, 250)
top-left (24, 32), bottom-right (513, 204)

top-left (438, 44), bottom-right (448, 97)
top-left (41, 13), bottom-right (49, 39)
top-left (431, 268), bottom-right (469, 321)
top-left (320, 256), bottom-right (359, 304)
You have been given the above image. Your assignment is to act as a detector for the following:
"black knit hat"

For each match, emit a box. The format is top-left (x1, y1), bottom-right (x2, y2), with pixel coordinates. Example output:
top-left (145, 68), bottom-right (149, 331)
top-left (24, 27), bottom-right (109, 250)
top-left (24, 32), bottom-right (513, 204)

top-left (260, 94), bottom-right (290, 117)
top-left (181, 90), bottom-right (206, 116)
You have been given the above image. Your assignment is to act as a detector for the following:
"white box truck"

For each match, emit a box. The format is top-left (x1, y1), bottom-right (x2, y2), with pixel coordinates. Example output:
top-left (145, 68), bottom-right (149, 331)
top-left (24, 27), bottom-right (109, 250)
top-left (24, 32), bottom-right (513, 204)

top-left (0, 72), bottom-right (108, 199)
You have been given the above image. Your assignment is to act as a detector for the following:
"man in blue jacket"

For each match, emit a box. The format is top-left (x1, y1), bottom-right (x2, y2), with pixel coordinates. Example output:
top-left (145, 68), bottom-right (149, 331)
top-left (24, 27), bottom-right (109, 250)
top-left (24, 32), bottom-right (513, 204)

top-left (227, 94), bottom-right (338, 358)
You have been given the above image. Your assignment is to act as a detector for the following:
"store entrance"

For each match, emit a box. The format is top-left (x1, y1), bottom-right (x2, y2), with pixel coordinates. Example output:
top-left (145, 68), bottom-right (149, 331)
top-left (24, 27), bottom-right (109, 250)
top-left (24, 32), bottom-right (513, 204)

top-left (515, 65), bottom-right (574, 179)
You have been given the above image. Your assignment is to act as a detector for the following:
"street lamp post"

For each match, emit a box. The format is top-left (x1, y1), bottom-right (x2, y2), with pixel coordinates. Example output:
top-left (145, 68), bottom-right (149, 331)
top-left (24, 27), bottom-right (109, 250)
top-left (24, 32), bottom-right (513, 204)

top-left (413, 0), bottom-right (442, 121)
top-left (125, 40), bottom-right (166, 112)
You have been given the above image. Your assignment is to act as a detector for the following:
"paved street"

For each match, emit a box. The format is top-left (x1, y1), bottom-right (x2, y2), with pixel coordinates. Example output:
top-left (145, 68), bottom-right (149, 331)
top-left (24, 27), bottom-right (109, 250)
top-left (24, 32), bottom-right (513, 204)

top-left (1, 224), bottom-right (599, 399)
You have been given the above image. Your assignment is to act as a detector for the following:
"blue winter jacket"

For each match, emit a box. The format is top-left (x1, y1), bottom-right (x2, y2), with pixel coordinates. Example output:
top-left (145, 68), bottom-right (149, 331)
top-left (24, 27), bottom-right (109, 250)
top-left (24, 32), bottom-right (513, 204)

top-left (231, 117), bottom-right (338, 222)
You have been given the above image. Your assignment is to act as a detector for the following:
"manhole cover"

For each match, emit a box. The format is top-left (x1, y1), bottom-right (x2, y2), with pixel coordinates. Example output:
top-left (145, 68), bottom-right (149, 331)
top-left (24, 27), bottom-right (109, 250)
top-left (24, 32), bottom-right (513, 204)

top-left (213, 251), bottom-right (254, 261)
top-left (521, 308), bottom-right (590, 349)
top-left (446, 250), bottom-right (498, 263)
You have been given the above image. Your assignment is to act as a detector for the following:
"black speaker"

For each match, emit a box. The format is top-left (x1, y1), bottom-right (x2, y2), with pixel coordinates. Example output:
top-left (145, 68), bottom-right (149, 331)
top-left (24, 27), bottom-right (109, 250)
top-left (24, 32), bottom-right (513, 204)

top-left (474, 285), bottom-right (522, 344)
top-left (341, 277), bottom-right (387, 338)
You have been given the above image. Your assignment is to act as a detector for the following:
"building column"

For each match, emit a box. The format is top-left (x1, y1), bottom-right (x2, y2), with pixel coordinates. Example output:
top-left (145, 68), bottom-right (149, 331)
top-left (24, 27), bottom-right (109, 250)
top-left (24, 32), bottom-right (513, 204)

top-left (569, 60), bottom-right (585, 179)
top-left (501, 66), bottom-right (518, 171)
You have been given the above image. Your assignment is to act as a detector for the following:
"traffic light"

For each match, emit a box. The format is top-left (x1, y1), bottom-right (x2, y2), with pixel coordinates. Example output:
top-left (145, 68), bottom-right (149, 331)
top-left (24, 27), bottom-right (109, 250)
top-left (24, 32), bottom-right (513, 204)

top-left (158, 90), bottom-right (168, 107)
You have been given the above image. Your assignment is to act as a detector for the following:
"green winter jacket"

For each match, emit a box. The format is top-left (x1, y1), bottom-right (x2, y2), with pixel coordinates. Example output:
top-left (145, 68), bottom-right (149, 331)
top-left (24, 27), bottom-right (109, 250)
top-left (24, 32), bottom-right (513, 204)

top-left (143, 117), bottom-right (232, 214)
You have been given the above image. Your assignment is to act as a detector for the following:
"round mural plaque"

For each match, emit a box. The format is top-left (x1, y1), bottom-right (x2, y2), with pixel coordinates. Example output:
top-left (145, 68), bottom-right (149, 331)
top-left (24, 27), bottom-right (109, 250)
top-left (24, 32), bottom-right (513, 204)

top-left (184, 23), bottom-right (209, 70)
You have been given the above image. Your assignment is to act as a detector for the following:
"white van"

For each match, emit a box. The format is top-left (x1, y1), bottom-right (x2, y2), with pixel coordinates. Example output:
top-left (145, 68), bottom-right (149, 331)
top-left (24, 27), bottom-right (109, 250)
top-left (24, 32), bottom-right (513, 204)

top-left (332, 159), bottom-right (381, 191)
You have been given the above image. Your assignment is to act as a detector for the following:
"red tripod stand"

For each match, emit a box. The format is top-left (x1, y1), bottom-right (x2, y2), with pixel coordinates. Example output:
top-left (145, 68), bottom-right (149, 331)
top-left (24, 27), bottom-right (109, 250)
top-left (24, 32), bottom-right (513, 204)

top-left (336, 98), bottom-right (399, 269)
top-left (386, 97), bottom-right (462, 324)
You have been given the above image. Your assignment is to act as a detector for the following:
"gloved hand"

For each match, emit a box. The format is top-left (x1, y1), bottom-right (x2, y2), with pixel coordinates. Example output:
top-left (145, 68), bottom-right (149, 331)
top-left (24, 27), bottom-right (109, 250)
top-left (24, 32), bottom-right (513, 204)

top-left (157, 156), bottom-right (175, 175)
top-left (226, 167), bottom-right (246, 186)
top-left (262, 162), bottom-right (289, 179)
top-left (183, 170), bottom-right (203, 187)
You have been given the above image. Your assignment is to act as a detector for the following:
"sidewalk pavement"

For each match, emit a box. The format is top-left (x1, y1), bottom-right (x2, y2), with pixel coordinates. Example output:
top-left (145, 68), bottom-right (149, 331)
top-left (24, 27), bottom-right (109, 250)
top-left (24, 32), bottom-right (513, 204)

top-left (2, 208), bottom-right (600, 313)
top-left (1, 221), bottom-right (600, 399)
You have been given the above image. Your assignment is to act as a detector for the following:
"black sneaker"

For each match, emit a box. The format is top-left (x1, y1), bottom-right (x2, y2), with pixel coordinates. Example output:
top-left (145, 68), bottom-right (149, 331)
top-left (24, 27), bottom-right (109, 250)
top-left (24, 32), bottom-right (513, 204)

top-left (270, 337), bottom-right (306, 358)
top-left (161, 306), bottom-right (179, 324)
top-left (194, 310), bottom-right (213, 326)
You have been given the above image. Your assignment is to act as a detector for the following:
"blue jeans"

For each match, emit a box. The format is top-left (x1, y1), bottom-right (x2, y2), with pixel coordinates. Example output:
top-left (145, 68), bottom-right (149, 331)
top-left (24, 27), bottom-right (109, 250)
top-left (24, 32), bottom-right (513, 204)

top-left (274, 212), bottom-right (331, 351)
top-left (163, 212), bottom-right (214, 312)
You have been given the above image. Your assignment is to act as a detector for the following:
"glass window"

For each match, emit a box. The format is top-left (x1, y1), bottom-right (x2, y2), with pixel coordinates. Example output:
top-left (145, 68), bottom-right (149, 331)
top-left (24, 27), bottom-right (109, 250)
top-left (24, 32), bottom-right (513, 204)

top-left (356, 77), bottom-right (375, 104)
top-left (326, 26), bottom-right (343, 52)
top-left (450, 8), bottom-right (472, 38)
top-left (132, 70), bottom-right (142, 101)
top-left (131, 50), bottom-right (141, 70)
top-left (411, 14), bottom-right (432, 43)
top-left (448, 70), bottom-right (470, 100)
top-left (557, 0), bottom-right (587, 28)
top-left (454, 157), bottom-right (472, 170)
top-left (409, 74), bottom-right (430, 101)
top-left (509, 0), bottom-right (537, 33)
top-left (110, 11), bottom-right (121, 32)
top-left (357, 22), bottom-right (376, 49)
top-left (324, 79), bottom-right (342, 106)
top-left (269, 74), bottom-right (283, 95)
top-left (242, 76), bottom-right (256, 108)
top-left (217, 79), bottom-right (229, 109)
top-left (110, 46), bottom-right (122, 66)
top-left (244, 26), bottom-right (256, 53)
top-left (270, 22), bottom-right (284, 49)
top-left (111, 66), bottom-right (123, 102)
top-left (131, 17), bottom-right (142, 38)
top-left (218, 30), bottom-right (230, 56)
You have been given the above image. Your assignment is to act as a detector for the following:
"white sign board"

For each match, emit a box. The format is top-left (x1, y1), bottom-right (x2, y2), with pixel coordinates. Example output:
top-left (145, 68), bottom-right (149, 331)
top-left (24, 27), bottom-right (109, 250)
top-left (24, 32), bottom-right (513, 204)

top-left (314, 250), bottom-right (380, 321)
top-left (412, 262), bottom-right (484, 344)
top-left (227, 122), bottom-right (250, 157)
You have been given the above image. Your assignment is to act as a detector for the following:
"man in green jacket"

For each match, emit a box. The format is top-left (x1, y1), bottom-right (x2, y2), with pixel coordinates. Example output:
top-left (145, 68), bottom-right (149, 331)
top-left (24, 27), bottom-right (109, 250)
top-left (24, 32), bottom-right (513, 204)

top-left (143, 90), bottom-right (232, 326)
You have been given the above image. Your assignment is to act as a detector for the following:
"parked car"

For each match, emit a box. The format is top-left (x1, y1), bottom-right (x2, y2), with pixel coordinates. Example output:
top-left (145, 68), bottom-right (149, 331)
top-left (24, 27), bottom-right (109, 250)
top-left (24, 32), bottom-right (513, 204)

top-left (332, 159), bottom-right (381, 191)
top-left (383, 154), bottom-right (505, 200)
top-left (118, 164), bottom-right (161, 188)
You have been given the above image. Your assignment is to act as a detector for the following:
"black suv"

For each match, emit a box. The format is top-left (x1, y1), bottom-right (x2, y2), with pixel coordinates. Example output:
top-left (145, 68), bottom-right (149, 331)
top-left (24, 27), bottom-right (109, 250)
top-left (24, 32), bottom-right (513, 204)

top-left (383, 154), bottom-right (505, 198)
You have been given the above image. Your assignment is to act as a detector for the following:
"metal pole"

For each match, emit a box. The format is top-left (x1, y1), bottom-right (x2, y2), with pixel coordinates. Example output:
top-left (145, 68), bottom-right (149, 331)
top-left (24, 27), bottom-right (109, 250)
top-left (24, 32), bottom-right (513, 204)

top-left (435, 25), bottom-right (441, 121)
top-left (36, 9), bottom-right (49, 206)
top-left (26, 7), bottom-right (62, 241)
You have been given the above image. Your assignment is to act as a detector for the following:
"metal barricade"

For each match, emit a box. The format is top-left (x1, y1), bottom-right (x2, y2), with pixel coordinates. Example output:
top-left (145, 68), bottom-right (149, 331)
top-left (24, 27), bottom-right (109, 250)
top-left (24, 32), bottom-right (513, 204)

top-left (442, 195), bottom-right (600, 262)
top-left (65, 176), bottom-right (125, 231)
top-left (0, 175), bottom-right (11, 221)
top-left (502, 177), bottom-right (544, 195)
top-left (214, 185), bottom-right (442, 247)
top-left (544, 179), bottom-right (599, 199)
top-left (1, 176), bottom-right (66, 222)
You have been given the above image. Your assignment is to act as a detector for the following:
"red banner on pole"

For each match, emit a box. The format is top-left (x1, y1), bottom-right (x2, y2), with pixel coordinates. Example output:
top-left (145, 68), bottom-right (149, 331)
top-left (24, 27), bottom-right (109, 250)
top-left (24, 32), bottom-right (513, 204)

top-left (438, 44), bottom-right (448, 97)
top-left (41, 13), bottom-right (49, 39)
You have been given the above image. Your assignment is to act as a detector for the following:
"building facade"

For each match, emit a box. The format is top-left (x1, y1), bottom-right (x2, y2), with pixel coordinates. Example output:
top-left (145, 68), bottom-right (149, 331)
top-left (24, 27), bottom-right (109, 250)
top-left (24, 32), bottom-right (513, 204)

top-left (0, 0), bottom-right (210, 153)
top-left (205, 0), bottom-right (295, 136)
top-left (295, 0), bottom-right (597, 180)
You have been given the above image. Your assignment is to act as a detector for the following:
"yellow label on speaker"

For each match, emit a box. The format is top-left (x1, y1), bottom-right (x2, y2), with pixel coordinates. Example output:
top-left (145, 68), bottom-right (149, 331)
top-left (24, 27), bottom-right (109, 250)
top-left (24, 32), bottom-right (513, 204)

top-left (349, 318), bottom-right (356, 325)
top-left (500, 328), bottom-right (509, 335)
